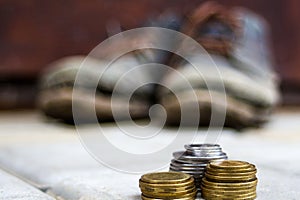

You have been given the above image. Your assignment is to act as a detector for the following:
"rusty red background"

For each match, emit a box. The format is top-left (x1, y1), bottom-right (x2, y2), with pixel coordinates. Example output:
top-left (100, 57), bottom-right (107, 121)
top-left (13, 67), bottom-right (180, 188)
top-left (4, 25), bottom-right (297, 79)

top-left (0, 0), bottom-right (299, 108)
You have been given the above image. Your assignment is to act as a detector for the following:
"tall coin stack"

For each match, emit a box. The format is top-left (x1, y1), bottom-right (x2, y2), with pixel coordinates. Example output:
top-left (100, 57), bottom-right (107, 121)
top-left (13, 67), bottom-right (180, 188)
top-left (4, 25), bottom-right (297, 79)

top-left (139, 172), bottom-right (197, 200)
top-left (201, 160), bottom-right (258, 200)
top-left (170, 144), bottom-right (228, 191)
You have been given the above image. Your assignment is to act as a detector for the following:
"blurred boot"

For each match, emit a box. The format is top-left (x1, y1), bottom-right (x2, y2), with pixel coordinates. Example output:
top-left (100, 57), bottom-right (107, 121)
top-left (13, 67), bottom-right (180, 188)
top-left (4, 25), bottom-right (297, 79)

top-left (38, 12), bottom-right (182, 123)
top-left (182, 1), bottom-right (240, 56)
top-left (159, 2), bottom-right (280, 129)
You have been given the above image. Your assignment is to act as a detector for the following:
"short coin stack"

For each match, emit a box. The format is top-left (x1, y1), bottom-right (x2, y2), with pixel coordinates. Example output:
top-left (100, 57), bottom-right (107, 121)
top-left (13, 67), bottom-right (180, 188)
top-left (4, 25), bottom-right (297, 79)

top-left (170, 144), bottom-right (228, 190)
top-left (202, 160), bottom-right (258, 200)
top-left (139, 172), bottom-right (197, 200)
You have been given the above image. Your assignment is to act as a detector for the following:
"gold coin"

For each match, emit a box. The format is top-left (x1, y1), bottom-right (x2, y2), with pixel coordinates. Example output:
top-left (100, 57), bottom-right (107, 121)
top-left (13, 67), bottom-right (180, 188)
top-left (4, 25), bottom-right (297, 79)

top-left (202, 181), bottom-right (257, 190)
top-left (205, 173), bottom-right (256, 182)
top-left (201, 186), bottom-right (256, 195)
top-left (140, 184), bottom-right (195, 193)
top-left (141, 187), bottom-right (196, 198)
top-left (141, 172), bottom-right (191, 184)
top-left (141, 193), bottom-right (196, 200)
top-left (209, 160), bottom-right (252, 170)
top-left (202, 191), bottom-right (256, 198)
top-left (202, 182), bottom-right (257, 190)
top-left (206, 165), bottom-right (257, 174)
top-left (201, 160), bottom-right (257, 200)
top-left (202, 192), bottom-right (256, 200)
top-left (139, 177), bottom-right (195, 189)
top-left (206, 171), bottom-right (257, 178)
top-left (202, 177), bottom-right (258, 187)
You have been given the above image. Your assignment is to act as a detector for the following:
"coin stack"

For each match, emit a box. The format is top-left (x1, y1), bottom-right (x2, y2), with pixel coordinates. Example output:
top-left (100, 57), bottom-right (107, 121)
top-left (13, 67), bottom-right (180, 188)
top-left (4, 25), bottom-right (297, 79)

top-left (139, 172), bottom-right (197, 200)
top-left (169, 144), bottom-right (228, 190)
top-left (201, 160), bottom-right (258, 200)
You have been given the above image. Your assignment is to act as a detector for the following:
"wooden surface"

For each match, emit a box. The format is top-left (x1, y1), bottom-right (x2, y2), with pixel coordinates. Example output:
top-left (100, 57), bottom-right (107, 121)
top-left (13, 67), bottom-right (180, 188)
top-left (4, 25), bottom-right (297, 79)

top-left (0, 109), bottom-right (299, 199)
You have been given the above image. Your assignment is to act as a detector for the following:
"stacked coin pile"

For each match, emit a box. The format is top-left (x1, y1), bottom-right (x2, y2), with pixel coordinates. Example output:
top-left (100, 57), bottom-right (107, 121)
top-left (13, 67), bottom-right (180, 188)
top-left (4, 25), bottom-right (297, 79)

top-left (139, 172), bottom-right (197, 200)
top-left (202, 160), bottom-right (258, 200)
top-left (169, 144), bottom-right (228, 190)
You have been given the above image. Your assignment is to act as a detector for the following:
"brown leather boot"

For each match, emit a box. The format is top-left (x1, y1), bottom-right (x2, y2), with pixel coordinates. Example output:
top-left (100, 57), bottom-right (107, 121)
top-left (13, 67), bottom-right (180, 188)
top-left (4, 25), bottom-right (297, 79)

top-left (159, 2), bottom-right (280, 129)
top-left (38, 12), bottom-right (182, 124)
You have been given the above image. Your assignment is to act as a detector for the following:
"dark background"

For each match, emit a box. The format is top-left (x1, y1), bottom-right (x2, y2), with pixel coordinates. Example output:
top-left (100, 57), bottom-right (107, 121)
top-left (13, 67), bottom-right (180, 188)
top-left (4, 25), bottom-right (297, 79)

top-left (0, 0), bottom-right (299, 109)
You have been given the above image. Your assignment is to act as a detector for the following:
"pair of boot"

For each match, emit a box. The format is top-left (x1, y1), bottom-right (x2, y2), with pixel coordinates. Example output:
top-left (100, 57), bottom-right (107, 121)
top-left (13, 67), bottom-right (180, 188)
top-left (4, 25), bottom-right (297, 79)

top-left (38, 2), bottom-right (279, 129)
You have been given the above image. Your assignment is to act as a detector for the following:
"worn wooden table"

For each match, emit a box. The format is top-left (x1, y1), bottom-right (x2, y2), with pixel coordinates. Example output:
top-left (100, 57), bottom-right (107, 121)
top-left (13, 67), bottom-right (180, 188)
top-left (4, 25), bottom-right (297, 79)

top-left (0, 109), bottom-right (299, 199)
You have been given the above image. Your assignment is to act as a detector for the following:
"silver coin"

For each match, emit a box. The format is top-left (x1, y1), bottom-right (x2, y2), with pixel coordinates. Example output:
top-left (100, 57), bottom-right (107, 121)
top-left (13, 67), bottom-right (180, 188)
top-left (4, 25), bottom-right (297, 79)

top-left (169, 166), bottom-right (206, 172)
top-left (170, 164), bottom-right (205, 172)
top-left (185, 144), bottom-right (221, 149)
top-left (173, 151), bottom-right (224, 158)
top-left (175, 154), bottom-right (227, 161)
top-left (172, 159), bottom-right (209, 165)
top-left (169, 143), bottom-right (228, 193)
top-left (185, 144), bottom-right (222, 151)
top-left (173, 151), bottom-right (227, 159)
top-left (170, 161), bottom-right (208, 168)
top-left (189, 152), bottom-right (224, 157)
top-left (169, 167), bottom-right (205, 175)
